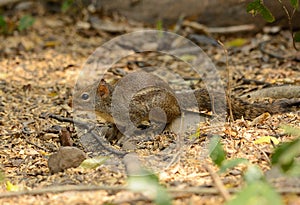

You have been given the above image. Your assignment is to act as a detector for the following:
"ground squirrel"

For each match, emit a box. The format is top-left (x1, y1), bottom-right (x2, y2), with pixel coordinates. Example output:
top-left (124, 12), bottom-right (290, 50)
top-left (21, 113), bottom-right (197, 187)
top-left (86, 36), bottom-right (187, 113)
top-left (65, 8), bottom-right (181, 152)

top-left (73, 71), bottom-right (300, 136)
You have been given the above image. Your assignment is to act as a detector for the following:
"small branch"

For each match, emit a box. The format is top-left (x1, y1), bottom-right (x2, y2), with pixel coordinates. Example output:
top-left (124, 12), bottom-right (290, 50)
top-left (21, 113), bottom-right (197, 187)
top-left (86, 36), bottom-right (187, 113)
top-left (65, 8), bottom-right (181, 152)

top-left (47, 114), bottom-right (127, 157)
top-left (25, 139), bottom-right (50, 152)
top-left (204, 164), bottom-right (231, 201)
top-left (90, 130), bottom-right (127, 157)
top-left (0, 185), bottom-right (125, 198)
top-left (243, 137), bottom-right (271, 164)
top-left (174, 14), bottom-right (185, 33)
top-left (0, 185), bottom-right (229, 199)
top-left (277, 0), bottom-right (299, 51)
top-left (207, 24), bottom-right (256, 34)
top-left (182, 20), bottom-right (256, 34)
top-left (47, 114), bottom-right (89, 128)
top-left (0, 184), bottom-right (299, 199)
top-left (218, 40), bottom-right (234, 122)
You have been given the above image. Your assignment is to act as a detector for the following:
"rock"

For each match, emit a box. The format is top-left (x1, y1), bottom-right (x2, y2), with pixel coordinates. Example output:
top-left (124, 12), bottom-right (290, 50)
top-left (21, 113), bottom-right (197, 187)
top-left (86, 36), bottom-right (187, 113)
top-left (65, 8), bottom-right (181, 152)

top-left (48, 146), bottom-right (86, 174)
top-left (94, 0), bottom-right (300, 30)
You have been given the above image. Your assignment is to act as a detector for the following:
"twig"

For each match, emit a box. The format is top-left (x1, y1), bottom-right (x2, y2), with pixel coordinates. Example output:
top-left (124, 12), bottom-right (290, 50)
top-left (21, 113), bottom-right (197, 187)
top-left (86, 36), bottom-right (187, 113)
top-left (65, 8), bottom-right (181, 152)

top-left (47, 114), bottom-right (127, 156)
top-left (25, 139), bottom-right (49, 152)
top-left (174, 14), bottom-right (185, 33)
top-left (48, 114), bottom-right (88, 128)
top-left (0, 184), bottom-right (299, 199)
top-left (207, 24), bottom-right (256, 34)
top-left (182, 20), bottom-right (208, 35)
top-left (0, 185), bottom-right (225, 199)
top-left (277, 0), bottom-right (299, 51)
top-left (218, 40), bottom-right (234, 122)
top-left (204, 164), bottom-right (231, 201)
top-left (243, 137), bottom-right (271, 164)
top-left (170, 187), bottom-right (300, 195)
top-left (90, 130), bottom-right (127, 156)
top-left (0, 185), bottom-right (125, 198)
top-left (182, 20), bottom-right (256, 34)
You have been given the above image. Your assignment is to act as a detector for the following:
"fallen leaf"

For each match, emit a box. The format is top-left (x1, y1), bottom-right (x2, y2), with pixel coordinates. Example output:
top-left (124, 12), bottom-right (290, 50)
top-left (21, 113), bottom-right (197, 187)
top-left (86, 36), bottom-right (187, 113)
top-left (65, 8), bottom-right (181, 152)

top-left (254, 136), bottom-right (279, 145)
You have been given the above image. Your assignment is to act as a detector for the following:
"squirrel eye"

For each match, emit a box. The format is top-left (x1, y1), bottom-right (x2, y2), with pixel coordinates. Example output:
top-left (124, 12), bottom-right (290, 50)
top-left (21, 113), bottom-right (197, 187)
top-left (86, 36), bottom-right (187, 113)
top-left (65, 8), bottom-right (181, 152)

top-left (81, 93), bottom-right (89, 101)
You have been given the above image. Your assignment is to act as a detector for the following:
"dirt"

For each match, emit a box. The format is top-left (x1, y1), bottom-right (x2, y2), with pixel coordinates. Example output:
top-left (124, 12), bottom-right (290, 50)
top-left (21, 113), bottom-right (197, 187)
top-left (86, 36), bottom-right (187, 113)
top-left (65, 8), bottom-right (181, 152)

top-left (0, 4), bottom-right (300, 205)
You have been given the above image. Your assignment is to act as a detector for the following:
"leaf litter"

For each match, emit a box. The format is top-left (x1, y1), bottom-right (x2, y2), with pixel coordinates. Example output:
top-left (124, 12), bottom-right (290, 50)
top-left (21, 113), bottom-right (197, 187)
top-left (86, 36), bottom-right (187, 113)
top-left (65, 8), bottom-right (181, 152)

top-left (0, 9), bottom-right (299, 205)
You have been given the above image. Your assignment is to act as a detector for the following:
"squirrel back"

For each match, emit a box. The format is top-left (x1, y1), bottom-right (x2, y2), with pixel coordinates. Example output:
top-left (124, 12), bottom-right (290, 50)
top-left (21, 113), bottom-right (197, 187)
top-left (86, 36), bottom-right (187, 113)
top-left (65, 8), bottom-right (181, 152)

top-left (74, 71), bottom-right (300, 126)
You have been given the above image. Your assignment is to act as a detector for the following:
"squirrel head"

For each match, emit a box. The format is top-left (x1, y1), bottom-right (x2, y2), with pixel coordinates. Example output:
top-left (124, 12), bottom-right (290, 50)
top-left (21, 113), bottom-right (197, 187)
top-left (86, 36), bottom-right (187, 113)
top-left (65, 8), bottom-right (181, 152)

top-left (73, 79), bottom-right (113, 115)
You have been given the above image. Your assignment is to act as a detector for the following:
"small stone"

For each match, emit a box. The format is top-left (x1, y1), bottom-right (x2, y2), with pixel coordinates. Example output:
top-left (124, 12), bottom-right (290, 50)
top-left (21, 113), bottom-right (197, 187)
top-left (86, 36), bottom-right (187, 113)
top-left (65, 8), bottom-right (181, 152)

top-left (48, 146), bottom-right (86, 174)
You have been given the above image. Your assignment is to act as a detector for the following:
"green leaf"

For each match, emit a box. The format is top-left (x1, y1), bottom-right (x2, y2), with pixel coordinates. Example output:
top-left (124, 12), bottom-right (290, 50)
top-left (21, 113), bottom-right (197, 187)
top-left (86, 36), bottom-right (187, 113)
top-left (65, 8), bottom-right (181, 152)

top-left (0, 15), bottom-right (6, 27)
top-left (286, 163), bottom-right (300, 176)
top-left (253, 136), bottom-right (280, 145)
top-left (247, 0), bottom-right (275, 22)
top-left (128, 173), bottom-right (172, 205)
top-left (155, 186), bottom-right (172, 205)
top-left (226, 181), bottom-right (283, 205)
top-left (290, 0), bottom-right (299, 10)
top-left (272, 125), bottom-right (300, 173)
top-left (225, 38), bottom-right (248, 47)
top-left (18, 15), bottom-right (35, 31)
top-left (209, 135), bottom-right (226, 167)
top-left (247, 0), bottom-right (260, 15)
top-left (294, 31), bottom-right (300, 42)
top-left (244, 165), bottom-right (264, 183)
top-left (156, 19), bottom-right (163, 31)
top-left (271, 138), bottom-right (300, 172)
top-left (219, 158), bottom-right (249, 173)
top-left (61, 0), bottom-right (74, 13)
top-left (0, 15), bottom-right (7, 33)
top-left (280, 124), bottom-right (300, 137)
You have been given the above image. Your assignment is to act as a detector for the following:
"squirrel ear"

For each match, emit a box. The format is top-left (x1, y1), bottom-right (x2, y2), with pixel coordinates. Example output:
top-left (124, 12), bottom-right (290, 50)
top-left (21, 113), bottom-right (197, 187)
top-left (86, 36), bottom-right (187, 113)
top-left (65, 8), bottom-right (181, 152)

top-left (97, 79), bottom-right (110, 98)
